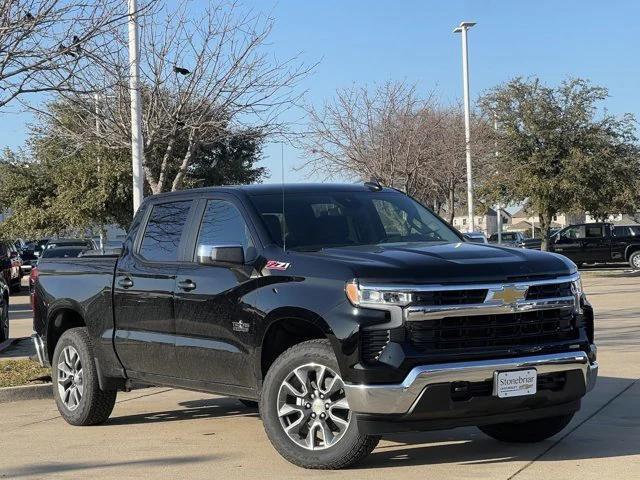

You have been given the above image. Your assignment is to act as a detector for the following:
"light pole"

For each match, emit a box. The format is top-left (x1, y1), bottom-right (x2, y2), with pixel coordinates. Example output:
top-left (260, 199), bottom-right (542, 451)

top-left (494, 113), bottom-right (502, 244)
top-left (453, 21), bottom-right (476, 233)
top-left (128, 0), bottom-right (145, 214)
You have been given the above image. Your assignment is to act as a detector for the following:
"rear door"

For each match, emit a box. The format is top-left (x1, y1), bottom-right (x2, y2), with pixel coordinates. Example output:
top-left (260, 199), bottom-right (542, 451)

top-left (113, 198), bottom-right (195, 378)
top-left (173, 195), bottom-right (261, 387)
top-left (581, 224), bottom-right (609, 263)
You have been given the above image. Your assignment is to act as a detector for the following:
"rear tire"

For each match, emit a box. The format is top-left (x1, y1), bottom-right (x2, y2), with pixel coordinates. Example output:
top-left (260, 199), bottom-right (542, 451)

top-left (629, 251), bottom-right (640, 270)
top-left (52, 327), bottom-right (117, 426)
top-left (260, 339), bottom-right (379, 469)
top-left (10, 278), bottom-right (20, 294)
top-left (478, 413), bottom-right (574, 443)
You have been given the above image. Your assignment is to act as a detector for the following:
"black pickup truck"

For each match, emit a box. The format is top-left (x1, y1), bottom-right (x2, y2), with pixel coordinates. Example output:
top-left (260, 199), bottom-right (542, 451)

top-left (32, 184), bottom-right (598, 469)
top-left (550, 222), bottom-right (640, 268)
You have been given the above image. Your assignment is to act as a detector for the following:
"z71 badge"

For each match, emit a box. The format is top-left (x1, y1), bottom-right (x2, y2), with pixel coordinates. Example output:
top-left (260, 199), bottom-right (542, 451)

top-left (265, 260), bottom-right (290, 271)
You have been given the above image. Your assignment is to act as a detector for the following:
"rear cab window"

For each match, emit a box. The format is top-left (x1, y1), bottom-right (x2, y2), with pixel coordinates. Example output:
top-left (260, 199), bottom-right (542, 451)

top-left (138, 200), bottom-right (193, 261)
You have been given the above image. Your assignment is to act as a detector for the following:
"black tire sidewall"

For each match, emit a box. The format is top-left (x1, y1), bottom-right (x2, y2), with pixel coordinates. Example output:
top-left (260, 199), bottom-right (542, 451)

top-left (52, 327), bottom-right (107, 425)
top-left (260, 340), bottom-right (373, 468)
top-left (630, 252), bottom-right (640, 270)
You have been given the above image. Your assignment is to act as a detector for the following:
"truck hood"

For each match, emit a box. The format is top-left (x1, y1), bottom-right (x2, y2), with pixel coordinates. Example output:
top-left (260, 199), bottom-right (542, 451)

top-left (310, 241), bottom-right (575, 284)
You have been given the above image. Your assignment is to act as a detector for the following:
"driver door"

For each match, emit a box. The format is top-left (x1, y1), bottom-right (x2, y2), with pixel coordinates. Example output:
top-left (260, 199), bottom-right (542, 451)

top-left (173, 196), bottom-right (260, 388)
top-left (552, 225), bottom-right (586, 263)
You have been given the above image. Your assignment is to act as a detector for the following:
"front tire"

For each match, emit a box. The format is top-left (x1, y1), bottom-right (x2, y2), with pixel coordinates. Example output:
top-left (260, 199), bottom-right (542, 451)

top-left (53, 327), bottom-right (117, 426)
top-left (629, 251), bottom-right (640, 270)
top-left (478, 413), bottom-right (574, 443)
top-left (260, 339), bottom-right (379, 469)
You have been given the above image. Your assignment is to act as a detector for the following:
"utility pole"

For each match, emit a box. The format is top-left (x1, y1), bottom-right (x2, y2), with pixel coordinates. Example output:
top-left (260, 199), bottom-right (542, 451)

top-left (453, 21), bottom-right (476, 233)
top-left (128, 0), bottom-right (144, 214)
top-left (494, 113), bottom-right (502, 244)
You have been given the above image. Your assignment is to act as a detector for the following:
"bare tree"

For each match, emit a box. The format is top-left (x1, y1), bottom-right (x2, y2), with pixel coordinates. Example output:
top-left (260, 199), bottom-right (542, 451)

top-left (300, 81), bottom-right (492, 219)
top-left (31, 0), bottom-right (311, 194)
top-left (0, 0), bottom-right (134, 109)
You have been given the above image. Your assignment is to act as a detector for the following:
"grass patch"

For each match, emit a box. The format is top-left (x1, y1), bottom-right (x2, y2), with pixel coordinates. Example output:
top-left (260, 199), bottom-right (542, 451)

top-left (0, 359), bottom-right (50, 388)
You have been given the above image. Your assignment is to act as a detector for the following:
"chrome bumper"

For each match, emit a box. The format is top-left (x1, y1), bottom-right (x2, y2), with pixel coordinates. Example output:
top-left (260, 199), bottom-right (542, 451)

top-left (31, 334), bottom-right (46, 366)
top-left (344, 351), bottom-right (598, 415)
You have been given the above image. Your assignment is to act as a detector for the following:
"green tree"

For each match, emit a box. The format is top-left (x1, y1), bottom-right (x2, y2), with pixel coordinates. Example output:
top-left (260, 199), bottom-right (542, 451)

top-left (0, 98), bottom-right (267, 239)
top-left (479, 77), bottom-right (640, 250)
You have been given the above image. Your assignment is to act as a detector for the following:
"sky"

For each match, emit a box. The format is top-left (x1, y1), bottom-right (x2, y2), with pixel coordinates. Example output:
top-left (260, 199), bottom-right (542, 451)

top-left (1, 0), bottom-right (639, 184)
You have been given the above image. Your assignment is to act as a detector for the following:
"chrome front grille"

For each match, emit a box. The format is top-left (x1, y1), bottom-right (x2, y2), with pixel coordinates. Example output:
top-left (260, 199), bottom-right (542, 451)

top-left (526, 282), bottom-right (573, 300)
top-left (414, 289), bottom-right (488, 306)
top-left (407, 308), bottom-right (578, 351)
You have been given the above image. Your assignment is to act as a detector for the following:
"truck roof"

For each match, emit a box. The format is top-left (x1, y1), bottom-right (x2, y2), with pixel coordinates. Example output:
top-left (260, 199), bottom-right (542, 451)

top-left (149, 183), bottom-right (398, 200)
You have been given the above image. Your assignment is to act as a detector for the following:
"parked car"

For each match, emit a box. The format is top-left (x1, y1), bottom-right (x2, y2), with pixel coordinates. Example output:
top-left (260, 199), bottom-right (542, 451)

top-left (488, 231), bottom-right (542, 249)
top-left (17, 241), bottom-right (41, 273)
top-left (0, 241), bottom-right (23, 294)
top-left (463, 232), bottom-right (488, 243)
top-left (32, 184), bottom-right (597, 470)
top-left (0, 275), bottom-right (10, 342)
top-left (550, 222), bottom-right (640, 268)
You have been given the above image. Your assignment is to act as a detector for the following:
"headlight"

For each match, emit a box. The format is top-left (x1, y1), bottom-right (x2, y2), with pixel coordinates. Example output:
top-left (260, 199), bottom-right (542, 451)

top-left (571, 274), bottom-right (583, 296)
top-left (345, 280), bottom-right (413, 307)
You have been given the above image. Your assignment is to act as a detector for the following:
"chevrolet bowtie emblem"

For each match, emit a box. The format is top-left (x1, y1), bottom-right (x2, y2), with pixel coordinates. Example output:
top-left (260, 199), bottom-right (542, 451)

top-left (490, 285), bottom-right (527, 305)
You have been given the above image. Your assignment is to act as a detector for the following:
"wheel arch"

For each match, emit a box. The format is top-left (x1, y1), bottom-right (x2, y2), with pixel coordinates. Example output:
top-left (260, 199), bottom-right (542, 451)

top-left (259, 307), bottom-right (336, 381)
top-left (46, 302), bottom-right (87, 362)
top-left (625, 244), bottom-right (640, 261)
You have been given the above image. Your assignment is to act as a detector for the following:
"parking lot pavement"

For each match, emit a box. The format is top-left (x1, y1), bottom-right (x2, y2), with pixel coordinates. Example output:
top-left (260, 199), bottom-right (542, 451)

top-left (0, 271), bottom-right (638, 479)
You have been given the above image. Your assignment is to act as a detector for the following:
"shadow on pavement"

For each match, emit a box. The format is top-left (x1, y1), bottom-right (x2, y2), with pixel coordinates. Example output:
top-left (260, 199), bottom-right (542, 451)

top-left (3, 455), bottom-right (216, 479)
top-left (105, 396), bottom-right (259, 426)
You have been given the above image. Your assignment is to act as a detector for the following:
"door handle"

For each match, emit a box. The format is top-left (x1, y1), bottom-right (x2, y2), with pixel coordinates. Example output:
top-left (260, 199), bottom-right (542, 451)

top-left (177, 279), bottom-right (197, 292)
top-left (118, 277), bottom-right (134, 289)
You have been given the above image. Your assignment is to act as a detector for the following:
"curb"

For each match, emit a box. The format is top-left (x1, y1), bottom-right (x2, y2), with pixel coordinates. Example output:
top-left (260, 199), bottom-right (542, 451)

top-left (0, 383), bottom-right (52, 403)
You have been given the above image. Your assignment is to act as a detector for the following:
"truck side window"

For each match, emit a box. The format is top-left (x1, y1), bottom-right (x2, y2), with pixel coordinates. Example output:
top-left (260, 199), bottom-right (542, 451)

top-left (585, 225), bottom-right (603, 238)
top-left (196, 200), bottom-right (254, 253)
top-left (560, 226), bottom-right (584, 239)
top-left (139, 200), bottom-right (193, 261)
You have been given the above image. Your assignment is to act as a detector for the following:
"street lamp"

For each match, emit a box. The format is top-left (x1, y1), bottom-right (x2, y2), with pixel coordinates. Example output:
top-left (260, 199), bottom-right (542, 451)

top-left (453, 21), bottom-right (476, 233)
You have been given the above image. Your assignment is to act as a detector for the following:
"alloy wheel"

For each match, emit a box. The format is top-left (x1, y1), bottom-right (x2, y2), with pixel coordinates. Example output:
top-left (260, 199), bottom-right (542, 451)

top-left (57, 346), bottom-right (84, 411)
top-left (277, 363), bottom-right (351, 450)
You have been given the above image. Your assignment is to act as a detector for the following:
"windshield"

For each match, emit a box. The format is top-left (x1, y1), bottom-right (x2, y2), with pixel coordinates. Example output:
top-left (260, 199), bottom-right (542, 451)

top-left (249, 191), bottom-right (461, 251)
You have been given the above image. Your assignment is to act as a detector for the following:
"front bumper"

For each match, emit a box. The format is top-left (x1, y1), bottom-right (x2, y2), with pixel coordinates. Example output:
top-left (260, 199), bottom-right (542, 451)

top-left (344, 351), bottom-right (598, 416)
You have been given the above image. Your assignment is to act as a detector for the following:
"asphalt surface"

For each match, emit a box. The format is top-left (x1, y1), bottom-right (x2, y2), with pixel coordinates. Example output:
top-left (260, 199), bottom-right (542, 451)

top-left (1, 269), bottom-right (638, 479)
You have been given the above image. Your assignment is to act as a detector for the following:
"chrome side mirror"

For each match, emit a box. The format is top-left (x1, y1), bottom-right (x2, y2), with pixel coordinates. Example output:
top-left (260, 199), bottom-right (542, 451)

top-left (197, 244), bottom-right (245, 266)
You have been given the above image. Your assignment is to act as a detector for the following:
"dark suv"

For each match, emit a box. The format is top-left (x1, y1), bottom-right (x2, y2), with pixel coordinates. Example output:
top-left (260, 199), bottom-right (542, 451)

top-left (0, 241), bottom-right (23, 294)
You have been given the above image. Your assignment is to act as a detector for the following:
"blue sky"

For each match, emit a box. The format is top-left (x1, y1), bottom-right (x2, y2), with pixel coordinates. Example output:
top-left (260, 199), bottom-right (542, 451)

top-left (2, 0), bottom-right (639, 183)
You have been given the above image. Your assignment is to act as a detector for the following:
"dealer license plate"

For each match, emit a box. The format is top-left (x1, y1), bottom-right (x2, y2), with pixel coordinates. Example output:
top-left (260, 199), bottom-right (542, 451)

top-left (494, 369), bottom-right (537, 398)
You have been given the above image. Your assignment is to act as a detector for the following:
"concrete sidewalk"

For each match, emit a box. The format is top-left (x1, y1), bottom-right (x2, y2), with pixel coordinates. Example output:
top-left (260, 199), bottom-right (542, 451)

top-left (0, 270), bottom-right (637, 479)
